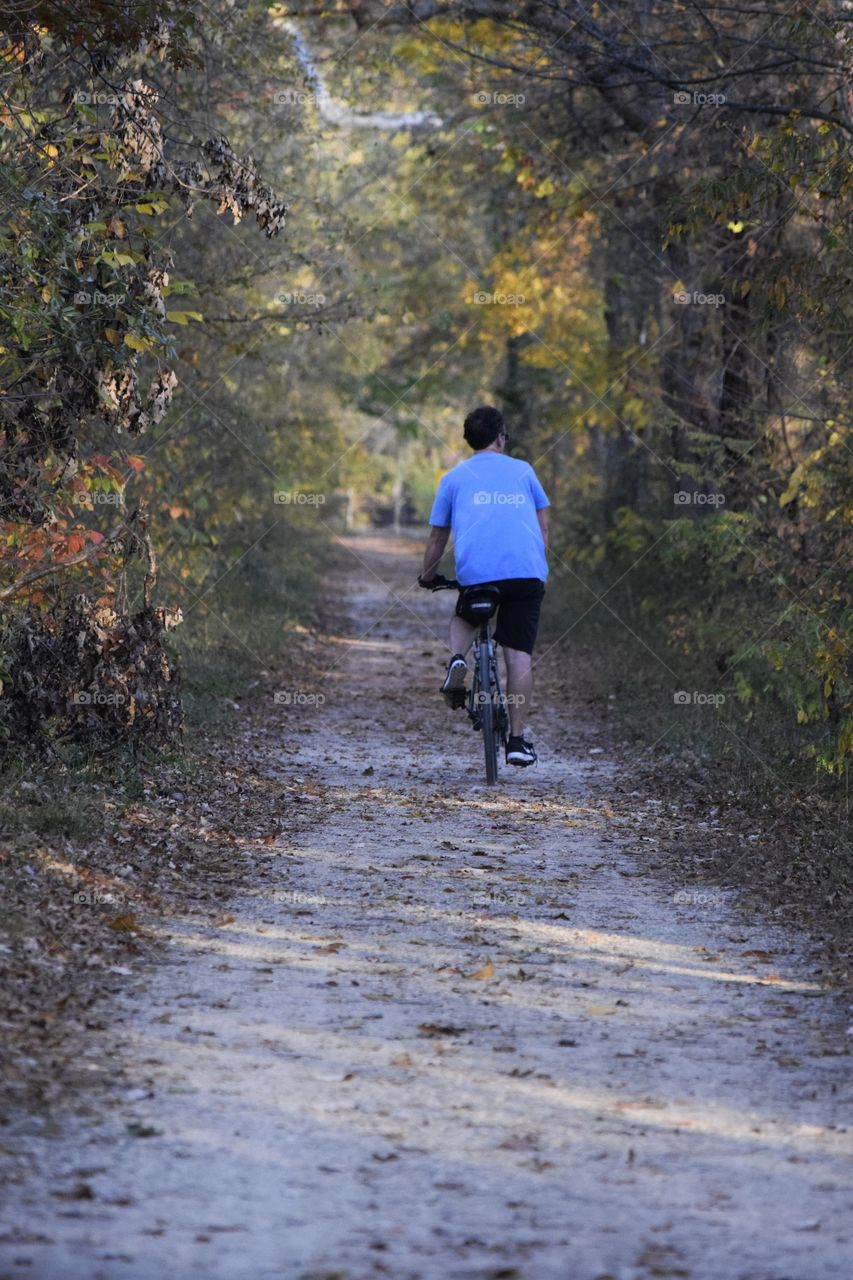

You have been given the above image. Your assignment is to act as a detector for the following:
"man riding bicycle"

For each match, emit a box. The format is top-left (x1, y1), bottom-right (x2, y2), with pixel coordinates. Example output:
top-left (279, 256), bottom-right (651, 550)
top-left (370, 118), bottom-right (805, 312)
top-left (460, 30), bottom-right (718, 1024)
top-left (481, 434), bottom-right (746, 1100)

top-left (418, 405), bottom-right (549, 767)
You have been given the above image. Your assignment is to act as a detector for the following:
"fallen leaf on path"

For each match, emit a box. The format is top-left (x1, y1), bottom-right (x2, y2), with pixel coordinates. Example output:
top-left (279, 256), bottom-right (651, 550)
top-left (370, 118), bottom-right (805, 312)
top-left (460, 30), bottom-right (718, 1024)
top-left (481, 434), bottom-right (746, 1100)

top-left (468, 960), bottom-right (495, 980)
top-left (0, 1232), bottom-right (54, 1245)
top-left (126, 1122), bottom-right (161, 1138)
top-left (314, 942), bottom-right (345, 954)
top-left (50, 1182), bottom-right (95, 1200)
top-left (585, 1005), bottom-right (617, 1016)
top-left (419, 1022), bottom-right (465, 1037)
top-left (109, 914), bottom-right (140, 932)
top-left (499, 1133), bottom-right (539, 1151)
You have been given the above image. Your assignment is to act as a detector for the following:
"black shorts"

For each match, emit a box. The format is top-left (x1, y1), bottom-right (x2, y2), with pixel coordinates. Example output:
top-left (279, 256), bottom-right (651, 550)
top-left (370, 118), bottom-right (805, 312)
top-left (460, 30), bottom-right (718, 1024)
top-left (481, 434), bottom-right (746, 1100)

top-left (455, 578), bottom-right (545, 655)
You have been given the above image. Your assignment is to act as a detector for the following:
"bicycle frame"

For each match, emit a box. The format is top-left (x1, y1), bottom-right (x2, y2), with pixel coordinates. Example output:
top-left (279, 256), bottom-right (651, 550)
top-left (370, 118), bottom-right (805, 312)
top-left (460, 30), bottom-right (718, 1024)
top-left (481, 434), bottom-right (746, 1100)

top-left (467, 615), bottom-right (509, 784)
top-left (426, 577), bottom-right (508, 784)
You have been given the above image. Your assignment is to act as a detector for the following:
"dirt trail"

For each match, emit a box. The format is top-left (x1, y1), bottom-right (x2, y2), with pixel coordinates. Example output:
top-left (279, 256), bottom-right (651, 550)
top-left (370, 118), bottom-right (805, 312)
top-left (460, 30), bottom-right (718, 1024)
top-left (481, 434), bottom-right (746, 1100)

top-left (1, 533), bottom-right (850, 1280)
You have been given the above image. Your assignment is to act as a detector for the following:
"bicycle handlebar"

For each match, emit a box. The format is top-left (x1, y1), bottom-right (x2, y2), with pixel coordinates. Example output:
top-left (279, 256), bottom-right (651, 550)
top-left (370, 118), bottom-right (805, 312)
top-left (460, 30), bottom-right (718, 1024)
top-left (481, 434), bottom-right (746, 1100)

top-left (418, 574), bottom-right (459, 591)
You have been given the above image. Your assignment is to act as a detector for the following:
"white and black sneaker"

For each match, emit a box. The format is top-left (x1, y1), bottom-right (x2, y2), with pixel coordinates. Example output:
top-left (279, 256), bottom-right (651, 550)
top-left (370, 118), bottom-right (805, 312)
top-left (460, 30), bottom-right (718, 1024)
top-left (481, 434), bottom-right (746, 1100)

top-left (440, 654), bottom-right (468, 707)
top-left (506, 735), bottom-right (537, 767)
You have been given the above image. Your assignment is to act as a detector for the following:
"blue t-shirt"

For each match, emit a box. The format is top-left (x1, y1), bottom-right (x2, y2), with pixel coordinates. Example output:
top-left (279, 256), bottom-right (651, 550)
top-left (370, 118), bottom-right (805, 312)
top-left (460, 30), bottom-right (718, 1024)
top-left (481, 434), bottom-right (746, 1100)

top-left (429, 452), bottom-right (550, 585)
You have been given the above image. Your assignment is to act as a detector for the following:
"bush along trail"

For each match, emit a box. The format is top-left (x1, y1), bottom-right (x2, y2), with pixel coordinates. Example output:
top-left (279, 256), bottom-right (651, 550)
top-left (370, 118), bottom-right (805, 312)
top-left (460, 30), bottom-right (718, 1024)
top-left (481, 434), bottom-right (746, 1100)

top-left (0, 533), bottom-right (850, 1280)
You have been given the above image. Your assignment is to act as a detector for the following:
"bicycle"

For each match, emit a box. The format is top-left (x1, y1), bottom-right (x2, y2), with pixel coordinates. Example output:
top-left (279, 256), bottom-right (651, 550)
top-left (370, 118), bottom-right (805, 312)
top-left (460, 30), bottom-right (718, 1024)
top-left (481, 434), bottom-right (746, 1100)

top-left (422, 576), bottom-right (510, 785)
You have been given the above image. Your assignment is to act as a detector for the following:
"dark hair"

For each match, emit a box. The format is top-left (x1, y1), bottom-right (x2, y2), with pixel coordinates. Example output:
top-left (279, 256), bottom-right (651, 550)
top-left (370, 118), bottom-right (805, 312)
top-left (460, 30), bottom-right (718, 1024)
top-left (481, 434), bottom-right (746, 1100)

top-left (463, 405), bottom-right (505, 451)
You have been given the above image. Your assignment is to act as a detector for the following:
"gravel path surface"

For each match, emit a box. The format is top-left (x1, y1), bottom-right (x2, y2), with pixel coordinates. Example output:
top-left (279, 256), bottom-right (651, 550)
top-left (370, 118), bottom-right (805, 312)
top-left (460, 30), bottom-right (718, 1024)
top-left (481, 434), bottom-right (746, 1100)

top-left (1, 533), bottom-right (850, 1280)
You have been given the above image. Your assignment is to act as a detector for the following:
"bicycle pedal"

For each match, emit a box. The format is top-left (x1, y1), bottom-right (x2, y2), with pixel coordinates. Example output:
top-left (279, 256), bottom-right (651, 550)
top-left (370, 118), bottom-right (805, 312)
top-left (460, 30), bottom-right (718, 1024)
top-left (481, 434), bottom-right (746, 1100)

top-left (449, 689), bottom-right (466, 710)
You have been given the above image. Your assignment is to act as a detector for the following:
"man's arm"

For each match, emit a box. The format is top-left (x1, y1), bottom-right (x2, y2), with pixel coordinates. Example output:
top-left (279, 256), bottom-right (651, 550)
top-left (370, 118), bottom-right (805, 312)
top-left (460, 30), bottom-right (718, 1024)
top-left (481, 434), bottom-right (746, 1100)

top-left (536, 507), bottom-right (549, 552)
top-left (422, 525), bottom-right (450, 581)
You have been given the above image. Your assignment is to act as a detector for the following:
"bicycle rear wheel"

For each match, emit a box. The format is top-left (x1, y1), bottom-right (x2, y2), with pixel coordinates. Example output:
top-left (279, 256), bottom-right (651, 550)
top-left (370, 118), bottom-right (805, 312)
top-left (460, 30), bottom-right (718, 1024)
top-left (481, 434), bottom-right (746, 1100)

top-left (478, 641), bottom-right (499, 785)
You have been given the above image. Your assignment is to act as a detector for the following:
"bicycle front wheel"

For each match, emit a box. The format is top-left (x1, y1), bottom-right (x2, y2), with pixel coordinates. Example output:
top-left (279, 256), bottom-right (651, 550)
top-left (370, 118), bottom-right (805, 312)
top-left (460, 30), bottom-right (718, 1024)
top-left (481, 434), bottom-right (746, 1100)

top-left (479, 642), bottom-right (499, 785)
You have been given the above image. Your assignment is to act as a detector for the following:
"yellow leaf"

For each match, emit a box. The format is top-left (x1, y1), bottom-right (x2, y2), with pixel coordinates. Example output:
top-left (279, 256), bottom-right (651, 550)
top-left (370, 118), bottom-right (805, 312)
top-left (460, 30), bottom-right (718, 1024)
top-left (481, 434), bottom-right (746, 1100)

top-left (106, 251), bottom-right (136, 267)
top-left (779, 461), bottom-right (807, 507)
top-left (104, 328), bottom-right (121, 346)
top-left (468, 959), bottom-right (495, 980)
top-left (110, 914), bottom-right (140, 932)
top-left (123, 333), bottom-right (150, 351)
top-left (166, 310), bottom-right (203, 325)
top-left (41, 284), bottom-right (54, 303)
top-left (727, 220), bottom-right (744, 234)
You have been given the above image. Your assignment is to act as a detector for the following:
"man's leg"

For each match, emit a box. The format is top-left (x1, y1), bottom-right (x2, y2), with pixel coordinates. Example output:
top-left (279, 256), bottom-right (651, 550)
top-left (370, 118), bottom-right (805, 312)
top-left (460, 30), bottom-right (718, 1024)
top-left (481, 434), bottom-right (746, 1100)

top-left (440, 615), bottom-right (477, 705)
top-left (449, 615), bottom-right (477, 658)
top-left (503, 646), bottom-right (533, 738)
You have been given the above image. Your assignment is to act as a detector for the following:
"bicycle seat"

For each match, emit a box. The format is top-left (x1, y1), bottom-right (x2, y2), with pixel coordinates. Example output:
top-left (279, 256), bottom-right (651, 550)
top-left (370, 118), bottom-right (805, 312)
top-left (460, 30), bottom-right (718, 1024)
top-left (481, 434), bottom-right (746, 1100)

top-left (457, 584), bottom-right (501, 621)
